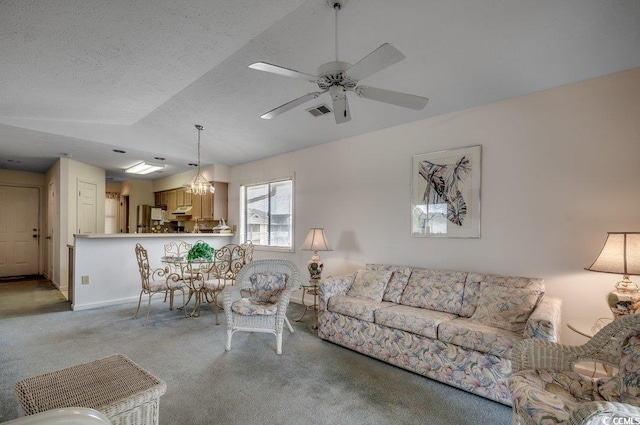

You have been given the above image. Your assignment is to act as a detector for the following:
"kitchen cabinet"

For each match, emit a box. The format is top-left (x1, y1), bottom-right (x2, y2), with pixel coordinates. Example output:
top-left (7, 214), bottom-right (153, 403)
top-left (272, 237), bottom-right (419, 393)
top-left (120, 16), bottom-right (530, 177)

top-left (166, 190), bottom-right (177, 220)
top-left (154, 182), bottom-right (227, 221)
top-left (158, 191), bottom-right (168, 207)
top-left (190, 182), bottom-right (228, 220)
top-left (176, 188), bottom-right (185, 207)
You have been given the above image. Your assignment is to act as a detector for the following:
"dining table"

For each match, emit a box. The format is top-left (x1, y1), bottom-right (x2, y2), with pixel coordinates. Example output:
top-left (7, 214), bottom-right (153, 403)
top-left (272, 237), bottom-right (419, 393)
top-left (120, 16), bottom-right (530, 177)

top-left (160, 256), bottom-right (216, 322)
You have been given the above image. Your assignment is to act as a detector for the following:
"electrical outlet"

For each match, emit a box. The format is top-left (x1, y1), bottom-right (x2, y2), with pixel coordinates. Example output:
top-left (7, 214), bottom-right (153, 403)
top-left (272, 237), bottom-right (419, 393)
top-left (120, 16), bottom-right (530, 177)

top-left (81, 275), bottom-right (90, 285)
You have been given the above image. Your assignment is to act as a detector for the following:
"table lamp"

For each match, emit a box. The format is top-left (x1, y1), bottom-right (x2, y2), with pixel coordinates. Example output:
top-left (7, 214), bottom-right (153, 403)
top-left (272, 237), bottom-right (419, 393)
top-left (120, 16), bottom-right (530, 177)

top-left (585, 232), bottom-right (640, 319)
top-left (300, 228), bottom-right (332, 282)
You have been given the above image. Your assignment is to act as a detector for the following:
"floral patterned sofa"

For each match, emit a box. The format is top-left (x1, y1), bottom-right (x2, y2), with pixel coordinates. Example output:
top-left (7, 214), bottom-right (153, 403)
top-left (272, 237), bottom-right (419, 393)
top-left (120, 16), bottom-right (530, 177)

top-left (317, 264), bottom-right (562, 405)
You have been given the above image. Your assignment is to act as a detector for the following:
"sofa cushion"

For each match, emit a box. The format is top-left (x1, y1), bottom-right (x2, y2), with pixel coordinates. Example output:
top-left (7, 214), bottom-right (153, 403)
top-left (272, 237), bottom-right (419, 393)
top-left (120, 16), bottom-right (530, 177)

top-left (400, 269), bottom-right (467, 315)
top-left (347, 269), bottom-right (392, 302)
top-left (461, 273), bottom-right (544, 318)
top-left (374, 305), bottom-right (457, 339)
top-left (366, 264), bottom-right (412, 303)
top-left (469, 283), bottom-right (543, 333)
top-left (328, 295), bottom-right (394, 322)
top-left (438, 317), bottom-right (522, 358)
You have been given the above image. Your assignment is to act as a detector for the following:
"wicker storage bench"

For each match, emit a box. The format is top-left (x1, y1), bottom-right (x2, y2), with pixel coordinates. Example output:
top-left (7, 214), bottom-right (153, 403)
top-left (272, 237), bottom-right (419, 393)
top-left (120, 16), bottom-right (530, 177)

top-left (14, 354), bottom-right (166, 425)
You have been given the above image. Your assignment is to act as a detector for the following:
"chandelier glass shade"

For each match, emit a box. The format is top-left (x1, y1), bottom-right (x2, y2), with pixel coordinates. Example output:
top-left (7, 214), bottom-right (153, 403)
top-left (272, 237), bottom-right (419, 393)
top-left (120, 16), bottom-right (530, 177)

top-left (184, 124), bottom-right (214, 196)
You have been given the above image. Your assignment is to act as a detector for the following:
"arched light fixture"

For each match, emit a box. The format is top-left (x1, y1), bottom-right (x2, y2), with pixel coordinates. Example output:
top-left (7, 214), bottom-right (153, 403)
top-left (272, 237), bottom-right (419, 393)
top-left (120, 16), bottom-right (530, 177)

top-left (184, 124), bottom-right (214, 195)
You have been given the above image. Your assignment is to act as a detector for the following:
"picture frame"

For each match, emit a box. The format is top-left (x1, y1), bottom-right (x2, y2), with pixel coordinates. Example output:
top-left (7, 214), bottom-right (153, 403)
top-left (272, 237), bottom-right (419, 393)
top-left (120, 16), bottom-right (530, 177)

top-left (411, 145), bottom-right (481, 238)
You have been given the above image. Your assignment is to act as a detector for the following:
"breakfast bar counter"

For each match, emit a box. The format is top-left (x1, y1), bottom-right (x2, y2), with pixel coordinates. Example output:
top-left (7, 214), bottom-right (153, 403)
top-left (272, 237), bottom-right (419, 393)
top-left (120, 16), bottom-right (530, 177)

top-left (72, 233), bottom-right (234, 311)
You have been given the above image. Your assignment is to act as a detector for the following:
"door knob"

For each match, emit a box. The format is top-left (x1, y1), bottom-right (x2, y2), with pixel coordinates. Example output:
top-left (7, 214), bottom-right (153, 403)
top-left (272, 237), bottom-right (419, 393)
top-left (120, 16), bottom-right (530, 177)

top-left (33, 234), bottom-right (38, 238)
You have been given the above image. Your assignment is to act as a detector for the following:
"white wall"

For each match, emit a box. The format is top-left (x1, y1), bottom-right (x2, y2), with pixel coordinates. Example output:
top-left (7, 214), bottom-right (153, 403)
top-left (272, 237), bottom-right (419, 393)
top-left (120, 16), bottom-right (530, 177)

top-left (230, 68), bottom-right (640, 345)
top-left (120, 179), bottom-right (154, 232)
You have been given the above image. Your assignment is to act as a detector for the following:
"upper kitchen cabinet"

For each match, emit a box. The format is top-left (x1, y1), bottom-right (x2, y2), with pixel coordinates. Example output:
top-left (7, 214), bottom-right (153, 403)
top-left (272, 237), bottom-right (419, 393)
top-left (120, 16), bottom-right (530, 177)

top-left (194, 182), bottom-right (228, 220)
top-left (175, 187), bottom-right (192, 207)
top-left (166, 190), bottom-right (177, 220)
top-left (154, 182), bottom-right (227, 221)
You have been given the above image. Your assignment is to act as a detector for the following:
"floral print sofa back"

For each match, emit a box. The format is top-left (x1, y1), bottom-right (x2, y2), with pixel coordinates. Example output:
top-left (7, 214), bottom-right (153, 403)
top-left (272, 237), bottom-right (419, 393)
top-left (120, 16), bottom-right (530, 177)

top-left (317, 264), bottom-right (562, 405)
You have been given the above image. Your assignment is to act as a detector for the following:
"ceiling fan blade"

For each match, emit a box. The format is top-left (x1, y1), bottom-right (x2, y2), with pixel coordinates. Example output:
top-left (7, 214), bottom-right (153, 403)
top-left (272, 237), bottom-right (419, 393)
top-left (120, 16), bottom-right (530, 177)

top-left (330, 86), bottom-right (351, 124)
top-left (260, 91), bottom-right (324, 119)
top-left (346, 43), bottom-right (406, 81)
top-left (248, 62), bottom-right (317, 82)
top-left (355, 86), bottom-right (429, 110)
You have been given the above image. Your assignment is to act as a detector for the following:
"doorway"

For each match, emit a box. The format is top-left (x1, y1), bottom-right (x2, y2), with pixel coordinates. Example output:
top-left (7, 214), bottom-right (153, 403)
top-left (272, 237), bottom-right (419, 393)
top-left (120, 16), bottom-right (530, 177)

top-left (0, 185), bottom-right (40, 277)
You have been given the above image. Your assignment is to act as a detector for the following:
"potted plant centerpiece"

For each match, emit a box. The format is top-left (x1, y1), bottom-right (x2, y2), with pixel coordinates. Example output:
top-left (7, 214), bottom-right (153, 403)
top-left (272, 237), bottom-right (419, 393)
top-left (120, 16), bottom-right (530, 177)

top-left (187, 241), bottom-right (215, 262)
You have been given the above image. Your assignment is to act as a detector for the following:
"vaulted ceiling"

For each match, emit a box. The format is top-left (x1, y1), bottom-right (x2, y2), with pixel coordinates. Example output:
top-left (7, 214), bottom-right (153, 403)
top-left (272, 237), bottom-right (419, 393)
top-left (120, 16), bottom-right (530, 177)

top-left (1, 0), bottom-right (639, 181)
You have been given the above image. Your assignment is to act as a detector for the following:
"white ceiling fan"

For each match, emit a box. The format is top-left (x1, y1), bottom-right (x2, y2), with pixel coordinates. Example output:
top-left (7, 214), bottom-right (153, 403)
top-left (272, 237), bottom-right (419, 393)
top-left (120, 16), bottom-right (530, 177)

top-left (249, 0), bottom-right (429, 124)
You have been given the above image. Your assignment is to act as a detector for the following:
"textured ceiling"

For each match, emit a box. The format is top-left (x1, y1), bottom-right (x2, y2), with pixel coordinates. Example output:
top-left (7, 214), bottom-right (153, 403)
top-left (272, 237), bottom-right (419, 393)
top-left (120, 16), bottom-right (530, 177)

top-left (1, 0), bottom-right (639, 181)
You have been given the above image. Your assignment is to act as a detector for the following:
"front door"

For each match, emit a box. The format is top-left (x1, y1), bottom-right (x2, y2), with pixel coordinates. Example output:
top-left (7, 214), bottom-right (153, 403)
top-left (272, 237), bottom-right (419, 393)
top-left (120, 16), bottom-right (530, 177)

top-left (0, 185), bottom-right (40, 277)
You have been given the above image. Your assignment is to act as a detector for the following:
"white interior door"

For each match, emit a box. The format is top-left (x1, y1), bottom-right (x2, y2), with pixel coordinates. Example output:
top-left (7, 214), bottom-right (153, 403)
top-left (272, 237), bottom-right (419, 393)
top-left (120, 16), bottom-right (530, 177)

top-left (77, 180), bottom-right (97, 234)
top-left (0, 185), bottom-right (40, 277)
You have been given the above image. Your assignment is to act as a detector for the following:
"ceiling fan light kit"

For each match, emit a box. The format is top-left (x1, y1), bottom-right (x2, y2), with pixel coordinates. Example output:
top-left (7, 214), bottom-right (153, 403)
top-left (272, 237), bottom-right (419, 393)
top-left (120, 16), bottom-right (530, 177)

top-left (248, 0), bottom-right (428, 124)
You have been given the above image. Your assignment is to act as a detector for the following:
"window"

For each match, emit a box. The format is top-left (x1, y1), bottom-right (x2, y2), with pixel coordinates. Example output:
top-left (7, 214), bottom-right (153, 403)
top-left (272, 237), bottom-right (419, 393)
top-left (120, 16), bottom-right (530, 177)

top-left (240, 178), bottom-right (293, 250)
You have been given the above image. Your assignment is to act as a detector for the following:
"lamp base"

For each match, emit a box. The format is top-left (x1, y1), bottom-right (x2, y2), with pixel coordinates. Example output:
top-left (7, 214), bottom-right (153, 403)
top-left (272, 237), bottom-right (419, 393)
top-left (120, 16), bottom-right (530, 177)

top-left (307, 251), bottom-right (323, 281)
top-left (608, 275), bottom-right (640, 319)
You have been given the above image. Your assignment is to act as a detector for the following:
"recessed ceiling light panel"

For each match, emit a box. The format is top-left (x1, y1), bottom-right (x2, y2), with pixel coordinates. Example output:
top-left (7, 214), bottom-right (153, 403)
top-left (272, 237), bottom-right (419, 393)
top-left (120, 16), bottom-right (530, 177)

top-left (125, 162), bottom-right (165, 175)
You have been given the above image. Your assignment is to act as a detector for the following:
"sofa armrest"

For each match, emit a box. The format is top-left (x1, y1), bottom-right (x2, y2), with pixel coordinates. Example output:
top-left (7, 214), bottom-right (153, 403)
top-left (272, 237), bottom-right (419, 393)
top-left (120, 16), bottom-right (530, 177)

top-left (524, 296), bottom-right (562, 342)
top-left (569, 401), bottom-right (640, 425)
top-left (318, 273), bottom-right (355, 311)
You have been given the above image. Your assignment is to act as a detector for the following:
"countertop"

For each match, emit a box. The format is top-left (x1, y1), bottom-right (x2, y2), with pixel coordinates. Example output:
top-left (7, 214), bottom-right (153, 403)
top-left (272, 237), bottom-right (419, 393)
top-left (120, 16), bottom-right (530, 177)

top-left (74, 233), bottom-right (234, 239)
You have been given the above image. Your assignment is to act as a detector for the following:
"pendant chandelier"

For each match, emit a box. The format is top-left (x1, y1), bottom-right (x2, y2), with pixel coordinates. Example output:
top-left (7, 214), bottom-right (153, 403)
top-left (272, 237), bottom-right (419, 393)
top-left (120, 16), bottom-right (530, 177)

top-left (184, 124), bottom-right (215, 195)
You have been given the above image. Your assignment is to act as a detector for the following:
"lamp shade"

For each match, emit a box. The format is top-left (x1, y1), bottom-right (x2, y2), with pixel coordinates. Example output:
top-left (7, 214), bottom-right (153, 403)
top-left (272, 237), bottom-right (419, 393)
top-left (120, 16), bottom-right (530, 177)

top-left (300, 228), bottom-right (332, 252)
top-left (585, 232), bottom-right (640, 276)
top-left (300, 228), bottom-right (332, 281)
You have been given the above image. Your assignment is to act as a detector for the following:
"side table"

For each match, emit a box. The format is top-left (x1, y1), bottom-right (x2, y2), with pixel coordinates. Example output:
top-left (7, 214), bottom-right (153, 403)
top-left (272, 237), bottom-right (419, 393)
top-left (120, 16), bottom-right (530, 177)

top-left (295, 280), bottom-right (319, 329)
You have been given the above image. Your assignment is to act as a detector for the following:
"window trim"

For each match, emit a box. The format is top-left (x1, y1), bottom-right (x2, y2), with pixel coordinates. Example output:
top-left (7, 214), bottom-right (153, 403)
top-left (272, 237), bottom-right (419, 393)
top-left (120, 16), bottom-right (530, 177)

top-left (239, 175), bottom-right (294, 253)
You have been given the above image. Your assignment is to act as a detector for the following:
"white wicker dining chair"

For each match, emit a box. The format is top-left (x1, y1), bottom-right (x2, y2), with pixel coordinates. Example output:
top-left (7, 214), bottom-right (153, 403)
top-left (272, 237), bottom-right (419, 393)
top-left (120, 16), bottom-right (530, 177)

top-left (134, 243), bottom-right (187, 325)
top-left (221, 259), bottom-right (301, 355)
top-left (509, 314), bottom-right (640, 425)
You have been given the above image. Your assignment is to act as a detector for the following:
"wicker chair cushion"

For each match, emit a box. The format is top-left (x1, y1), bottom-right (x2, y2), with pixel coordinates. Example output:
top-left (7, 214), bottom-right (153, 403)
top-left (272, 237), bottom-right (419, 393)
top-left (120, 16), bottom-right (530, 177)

top-left (469, 283), bottom-right (543, 333)
top-left (249, 272), bottom-right (288, 303)
top-left (347, 269), bottom-right (392, 302)
top-left (620, 330), bottom-right (640, 404)
top-left (231, 298), bottom-right (278, 316)
top-left (509, 369), bottom-right (596, 424)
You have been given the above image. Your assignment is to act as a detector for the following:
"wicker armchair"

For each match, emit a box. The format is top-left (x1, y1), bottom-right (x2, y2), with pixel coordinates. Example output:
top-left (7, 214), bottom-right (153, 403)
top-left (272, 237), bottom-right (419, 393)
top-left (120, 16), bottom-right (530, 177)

top-left (222, 259), bottom-right (301, 355)
top-left (134, 243), bottom-right (187, 325)
top-left (509, 314), bottom-right (640, 425)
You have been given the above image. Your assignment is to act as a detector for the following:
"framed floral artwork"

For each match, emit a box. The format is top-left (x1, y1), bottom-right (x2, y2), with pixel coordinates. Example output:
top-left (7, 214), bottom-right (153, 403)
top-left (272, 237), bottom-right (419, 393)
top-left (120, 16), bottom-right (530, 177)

top-left (411, 145), bottom-right (481, 238)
